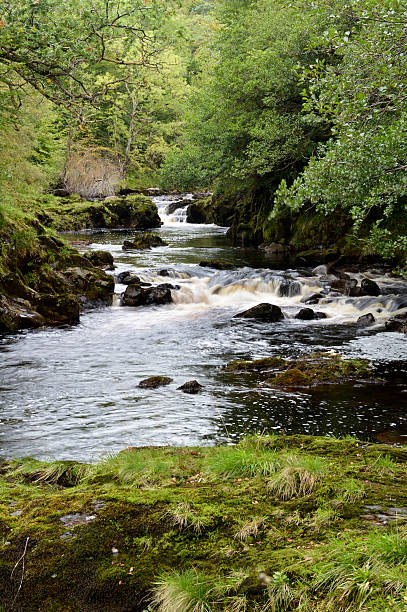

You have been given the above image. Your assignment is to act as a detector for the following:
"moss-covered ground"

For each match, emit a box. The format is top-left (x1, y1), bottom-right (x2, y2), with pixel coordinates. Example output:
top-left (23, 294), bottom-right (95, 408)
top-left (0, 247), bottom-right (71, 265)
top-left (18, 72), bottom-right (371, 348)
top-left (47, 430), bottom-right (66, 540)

top-left (1, 435), bottom-right (406, 611)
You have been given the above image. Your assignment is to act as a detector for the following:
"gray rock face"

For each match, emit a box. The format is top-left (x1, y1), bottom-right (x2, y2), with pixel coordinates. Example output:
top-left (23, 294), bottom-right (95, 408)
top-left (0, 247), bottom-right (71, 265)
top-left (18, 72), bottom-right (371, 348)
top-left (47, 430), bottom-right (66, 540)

top-left (234, 303), bottom-right (284, 322)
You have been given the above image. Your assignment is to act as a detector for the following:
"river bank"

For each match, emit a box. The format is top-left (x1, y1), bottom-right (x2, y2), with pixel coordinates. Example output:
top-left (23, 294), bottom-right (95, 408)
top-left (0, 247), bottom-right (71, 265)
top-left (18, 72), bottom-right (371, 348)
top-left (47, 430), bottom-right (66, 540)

top-left (0, 434), bottom-right (406, 611)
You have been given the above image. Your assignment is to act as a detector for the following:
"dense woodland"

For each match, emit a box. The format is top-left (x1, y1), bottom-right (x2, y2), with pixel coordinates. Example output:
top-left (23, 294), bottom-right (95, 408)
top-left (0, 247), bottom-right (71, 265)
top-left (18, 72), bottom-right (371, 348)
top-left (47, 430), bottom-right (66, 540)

top-left (0, 0), bottom-right (407, 263)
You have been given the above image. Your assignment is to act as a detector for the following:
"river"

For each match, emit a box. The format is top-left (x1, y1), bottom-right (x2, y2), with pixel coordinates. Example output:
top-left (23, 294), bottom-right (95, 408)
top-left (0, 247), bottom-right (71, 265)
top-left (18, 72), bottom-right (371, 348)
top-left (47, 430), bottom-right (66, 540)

top-left (1, 194), bottom-right (407, 461)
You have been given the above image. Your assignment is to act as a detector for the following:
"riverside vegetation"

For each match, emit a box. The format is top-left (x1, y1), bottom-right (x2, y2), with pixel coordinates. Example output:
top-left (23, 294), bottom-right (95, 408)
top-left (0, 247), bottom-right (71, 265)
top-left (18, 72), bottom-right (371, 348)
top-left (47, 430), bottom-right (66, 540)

top-left (1, 434), bottom-right (407, 611)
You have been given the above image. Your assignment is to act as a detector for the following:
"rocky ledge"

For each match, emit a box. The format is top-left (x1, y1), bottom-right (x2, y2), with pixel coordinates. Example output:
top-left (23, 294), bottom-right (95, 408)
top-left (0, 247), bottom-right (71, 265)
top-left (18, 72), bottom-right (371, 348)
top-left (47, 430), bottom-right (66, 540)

top-left (0, 232), bottom-right (114, 333)
top-left (38, 193), bottom-right (161, 231)
top-left (0, 435), bottom-right (406, 610)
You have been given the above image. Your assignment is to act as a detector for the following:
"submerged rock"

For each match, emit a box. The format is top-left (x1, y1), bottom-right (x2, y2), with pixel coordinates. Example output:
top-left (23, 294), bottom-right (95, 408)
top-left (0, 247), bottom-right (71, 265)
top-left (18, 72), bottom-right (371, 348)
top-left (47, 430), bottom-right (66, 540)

top-left (122, 234), bottom-right (168, 250)
top-left (138, 376), bottom-right (173, 389)
top-left (357, 313), bottom-right (376, 326)
top-left (199, 260), bottom-right (234, 270)
top-left (121, 284), bottom-right (173, 307)
top-left (234, 303), bottom-right (284, 322)
top-left (177, 380), bottom-right (204, 394)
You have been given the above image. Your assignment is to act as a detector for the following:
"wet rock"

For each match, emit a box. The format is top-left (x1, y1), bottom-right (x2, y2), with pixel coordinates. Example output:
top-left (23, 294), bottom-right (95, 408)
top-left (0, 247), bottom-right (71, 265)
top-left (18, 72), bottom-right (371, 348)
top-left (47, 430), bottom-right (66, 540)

top-left (167, 199), bottom-right (192, 215)
top-left (357, 313), bottom-right (376, 326)
top-left (295, 308), bottom-right (315, 320)
top-left (385, 313), bottom-right (407, 333)
top-left (300, 292), bottom-right (323, 305)
top-left (234, 303), bottom-right (284, 322)
top-left (37, 294), bottom-right (80, 326)
top-left (223, 356), bottom-right (285, 372)
top-left (348, 286), bottom-right (364, 297)
top-left (331, 278), bottom-right (358, 295)
top-left (315, 312), bottom-right (327, 319)
top-left (122, 234), bottom-right (168, 250)
top-left (138, 376), bottom-right (173, 389)
top-left (177, 380), bottom-right (204, 394)
top-left (63, 267), bottom-right (114, 306)
top-left (157, 283), bottom-right (180, 290)
top-left (84, 250), bottom-right (114, 270)
top-left (121, 284), bottom-right (173, 307)
top-left (116, 271), bottom-right (138, 284)
top-left (60, 513), bottom-right (97, 527)
top-left (361, 277), bottom-right (381, 296)
top-left (159, 269), bottom-right (170, 277)
top-left (199, 260), bottom-right (234, 270)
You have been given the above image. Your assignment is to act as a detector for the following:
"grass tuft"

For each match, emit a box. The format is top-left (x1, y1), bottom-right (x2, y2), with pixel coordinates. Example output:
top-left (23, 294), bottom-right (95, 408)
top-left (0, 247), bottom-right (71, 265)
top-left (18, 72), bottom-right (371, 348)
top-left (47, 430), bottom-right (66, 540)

top-left (267, 454), bottom-right (328, 500)
top-left (168, 502), bottom-right (211, 534)
top-left (204, 445), bottom-right (281, 479)
top-left (234, 517), bottom-right (266, 541)
top-left (151, 569), bottom-right (212, 612)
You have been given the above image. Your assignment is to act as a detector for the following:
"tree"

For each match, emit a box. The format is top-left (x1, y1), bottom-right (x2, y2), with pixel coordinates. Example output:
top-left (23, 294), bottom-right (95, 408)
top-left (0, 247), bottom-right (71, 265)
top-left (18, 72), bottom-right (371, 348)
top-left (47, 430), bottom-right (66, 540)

top-left (275, 0), bottom-right (407, 260)
top-left (0, 0), bottom-right (166, 116)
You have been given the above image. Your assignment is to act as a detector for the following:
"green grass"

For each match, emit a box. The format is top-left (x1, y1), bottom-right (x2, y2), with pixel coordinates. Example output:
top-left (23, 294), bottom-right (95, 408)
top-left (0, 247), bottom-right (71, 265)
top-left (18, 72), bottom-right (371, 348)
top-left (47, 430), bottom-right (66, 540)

top-left (204, 445), bottom-right (281, 479)
top-left (0, 435), bottom-right (406, 610)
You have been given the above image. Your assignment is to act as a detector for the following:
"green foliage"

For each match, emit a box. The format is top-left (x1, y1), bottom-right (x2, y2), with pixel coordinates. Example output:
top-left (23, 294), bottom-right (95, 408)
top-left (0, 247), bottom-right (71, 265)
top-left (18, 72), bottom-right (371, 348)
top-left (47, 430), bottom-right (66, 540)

top-left (159, 0), bottom-right (330, 189)
top-left (275, 0), bottom-right (407, 262)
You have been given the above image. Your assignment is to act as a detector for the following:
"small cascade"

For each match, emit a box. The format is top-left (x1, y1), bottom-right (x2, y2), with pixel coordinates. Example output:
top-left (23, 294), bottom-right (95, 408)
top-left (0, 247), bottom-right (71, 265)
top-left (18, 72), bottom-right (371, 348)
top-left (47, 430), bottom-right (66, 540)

top-left (135, 265), bottom-right (407, 324)
top-left (152, 193), bottom-right (194, 225)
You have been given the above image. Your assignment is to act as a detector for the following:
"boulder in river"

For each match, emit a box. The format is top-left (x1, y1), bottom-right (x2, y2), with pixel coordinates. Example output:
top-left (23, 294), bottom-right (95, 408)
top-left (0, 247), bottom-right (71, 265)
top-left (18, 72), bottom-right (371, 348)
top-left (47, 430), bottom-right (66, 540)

top-left (138, 376), bottom-right (173, 389)
top-left (177, 380), bottom-right (204, 394)
top-left (330, 277), bottom-right (358, 295)
top-left (295, 308), bottom-right (316, 320)
top-left (361, 278), bottom-right (381, 296)
top-left (121, 284), bottom-right (173, 307)
top-left (357, 313), bottom-right (376, 326)
top-left (385, 313), bottom-right (407, 333)
top-left (300, 292), bottom-right (323, 305)
top-left (234, 303), bottom-right (284, 322)
top-left (122, 234), bottom-right (168, 250)
top-left (84, 250), bottom-right (114, 270)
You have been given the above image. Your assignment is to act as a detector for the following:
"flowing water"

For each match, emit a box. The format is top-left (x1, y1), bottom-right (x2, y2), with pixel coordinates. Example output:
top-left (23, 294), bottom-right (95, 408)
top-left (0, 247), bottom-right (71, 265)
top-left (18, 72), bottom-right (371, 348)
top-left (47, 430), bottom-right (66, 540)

top-left (1, 194), bottom-right (407, 461)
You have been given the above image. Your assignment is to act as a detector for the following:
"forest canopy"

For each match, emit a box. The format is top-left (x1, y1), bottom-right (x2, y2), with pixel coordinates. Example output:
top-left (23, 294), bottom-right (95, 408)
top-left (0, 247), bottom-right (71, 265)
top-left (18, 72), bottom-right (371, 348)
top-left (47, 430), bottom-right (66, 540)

top-left (0, 0), bottom-right (406, 262)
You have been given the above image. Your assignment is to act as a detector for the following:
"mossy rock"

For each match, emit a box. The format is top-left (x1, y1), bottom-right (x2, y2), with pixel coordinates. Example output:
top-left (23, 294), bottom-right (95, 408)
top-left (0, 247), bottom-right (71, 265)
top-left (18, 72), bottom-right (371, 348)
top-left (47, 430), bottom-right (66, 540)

top-left (122, 234), bottom-right (168, 250)
top-left (223, 356), bottom-right (285, 372)
top-left (138, 376), bottom-right (173, 389)
top-left (269, 368), bottom-right (312, 387)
